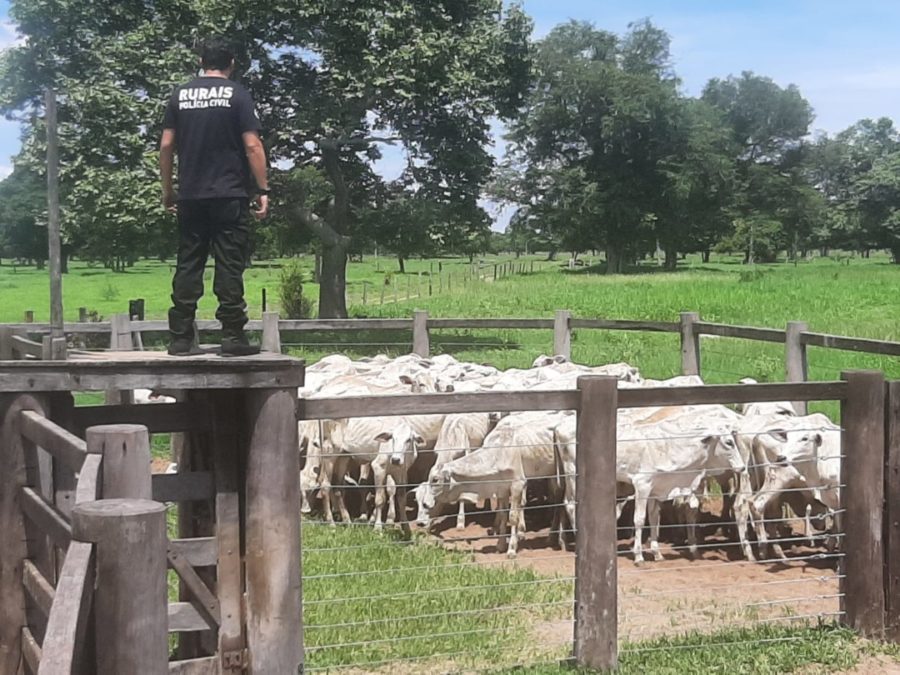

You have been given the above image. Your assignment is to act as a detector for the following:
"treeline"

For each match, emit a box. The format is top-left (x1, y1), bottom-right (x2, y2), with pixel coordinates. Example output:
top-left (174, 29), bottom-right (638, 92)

top-left (0, 5), bottom-right (897, 319)
top-left (492, 20), bottom-right (900, 271)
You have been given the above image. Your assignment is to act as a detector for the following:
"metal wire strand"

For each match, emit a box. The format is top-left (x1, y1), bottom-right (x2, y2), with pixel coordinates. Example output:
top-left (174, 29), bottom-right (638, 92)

top-left (304, 554), bottom-right (574, 581)
top-left (617, 533), bottom-right (845, 556)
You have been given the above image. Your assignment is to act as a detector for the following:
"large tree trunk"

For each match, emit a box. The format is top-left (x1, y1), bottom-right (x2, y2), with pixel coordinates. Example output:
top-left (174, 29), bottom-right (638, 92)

top-left (605, 245), bottom-right (624, 274)
top-left (702, 250), bottom-right (711, 263)
top-left (319, 240), bottom-right (348, 317)
top-left (398, 256), bottom-right (405, 274)
top-left (891, 245), bottom-right (900, 264)
top-left (664, 247), bottom-right (678, 271)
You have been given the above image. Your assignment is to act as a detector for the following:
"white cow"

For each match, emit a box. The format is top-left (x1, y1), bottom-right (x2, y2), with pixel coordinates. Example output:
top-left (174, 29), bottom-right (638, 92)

top-left (422, 411), bottom-right (567, 558)
top-left (414, 412), bottom-right (497, 529)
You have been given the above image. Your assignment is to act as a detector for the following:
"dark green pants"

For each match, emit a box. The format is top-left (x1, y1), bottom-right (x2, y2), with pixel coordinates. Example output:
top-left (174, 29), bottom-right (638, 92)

top-left (168, 198), bottom-right (250, 341)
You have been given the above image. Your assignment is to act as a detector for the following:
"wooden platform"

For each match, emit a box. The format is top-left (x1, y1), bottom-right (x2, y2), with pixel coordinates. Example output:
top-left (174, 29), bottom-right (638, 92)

top-left (0, 350), bottom-right (305, 392)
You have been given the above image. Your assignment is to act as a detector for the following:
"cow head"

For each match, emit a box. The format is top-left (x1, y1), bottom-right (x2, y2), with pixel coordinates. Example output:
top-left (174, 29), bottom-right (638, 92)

top-left (703, 429), bottom-right (746, 473)
top-left (375, 424), bottom-right (425, 466)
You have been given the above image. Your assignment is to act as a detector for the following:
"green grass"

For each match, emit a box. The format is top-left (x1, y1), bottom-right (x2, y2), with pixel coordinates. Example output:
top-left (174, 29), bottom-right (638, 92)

top-left (301, 523), bottom-right (572, 671)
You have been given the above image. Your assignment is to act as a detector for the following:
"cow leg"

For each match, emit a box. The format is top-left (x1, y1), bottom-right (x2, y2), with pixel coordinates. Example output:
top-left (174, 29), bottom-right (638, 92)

top-left (632, 489), bottom-right (648, 564)
top-left (372, 463), bottom-right (387, 532)
top-left (507, 481), bottom-right (525, 559)
top-left (331, 455), bottom-right (353, 524)
top-left (456, 501), bottom-right (466, 530)
top-left (648, 498), bottom-right (663, 562)
top-left (495, 496), bottom-right (509, 552)
top-left (733, 472), bottom-right (755, 561)
top-left (767, 501), bottom-right (787, 560)
top-left (396, 470), bottom-right (411, 536)
top-left (385, 475), bottom-right (397, 526)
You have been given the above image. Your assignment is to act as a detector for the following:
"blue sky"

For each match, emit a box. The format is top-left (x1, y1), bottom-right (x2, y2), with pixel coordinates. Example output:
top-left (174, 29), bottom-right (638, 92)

top-left (0, 1), bottom-right (898, 228)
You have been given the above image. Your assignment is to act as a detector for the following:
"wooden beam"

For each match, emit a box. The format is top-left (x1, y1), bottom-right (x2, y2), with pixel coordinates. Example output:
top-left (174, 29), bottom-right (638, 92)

top-left (427, 318), bottom-right (554, 329)
top-left (803, 332), bottom-right (900, 357)
top-left (168, 602), bottom-right (211, 633)
top-left (152, 472), bottom-right (216, 503)
top-left (168, 656), bottom-right (220, 674)
top-left (23, 559), bottom-right (55, 619)
top-left (38, 541), bottom-right (94, 675)
top-left (553, 310), bottom-right (572, 359)
top-left (168, 537), bottom-right (217, 568)
top-left (167, 542), bottom-right (220, 630)
top-left (21, 487), bottom-right (71, 550)
top-left (886, 381), bottom-right (900, 642)
top-left (785, 321), bottom-right (810, 415)
top-left (0, 356), bottom-right (305, 392)
top-left (19, 410), bottom-right (87, 472)
top-left (11, 335), bottom-right (43, 359)
top-left (574, 376), bottom-right (617, 670)
top-left (841, 370), bottom-right (886, 638)
top-left (569, 318), bottom-right (680, 333)
top-left (45, 88), bottom-right (63, 340)
top-left (74, 454), bottom-right (102, 504)
top-left (680, 312), bottom-right (701, 376)
top-left (22, 626), bottom-right (41, 674)
top-left (694, 322), bottom-right (786, 343)
top-left (71, 401), bottom-right (212, 434)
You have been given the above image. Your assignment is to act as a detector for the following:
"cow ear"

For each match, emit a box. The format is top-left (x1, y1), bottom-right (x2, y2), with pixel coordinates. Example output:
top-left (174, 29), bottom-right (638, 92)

top-left (399, 375), bottom-right (414, 385)
top-left (769, 429), bottom-right (789, 443)
top-left (814, 432), bottom-right (823, 447)
top-left (701, 435), bottom-right (714, 446)
top-left (374, 432), bottom-right (392, 442)
top-left (414, 434), bottom-right (426, 447)
top-left (443, 383), bottom-right (455, 393)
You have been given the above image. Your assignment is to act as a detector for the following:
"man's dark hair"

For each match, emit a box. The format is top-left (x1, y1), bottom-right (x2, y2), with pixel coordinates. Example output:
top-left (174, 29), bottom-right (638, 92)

top-left (200, 38), bottom-right (235, 71)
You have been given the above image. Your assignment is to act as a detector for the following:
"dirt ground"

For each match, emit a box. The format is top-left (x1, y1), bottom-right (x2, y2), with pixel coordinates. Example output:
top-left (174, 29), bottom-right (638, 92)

top-left (430, 505), bottom-right (842, 646)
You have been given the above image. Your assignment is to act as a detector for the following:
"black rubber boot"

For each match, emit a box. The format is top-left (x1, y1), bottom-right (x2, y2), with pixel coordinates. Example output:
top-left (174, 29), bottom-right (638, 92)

top-left (220, 329), bottom-right (260, 357)
top-left (167, 338), bottom-right (203, 356)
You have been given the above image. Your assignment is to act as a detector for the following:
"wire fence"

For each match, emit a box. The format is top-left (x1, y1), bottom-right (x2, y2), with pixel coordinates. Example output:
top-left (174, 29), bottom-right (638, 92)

top-left (298, 403), bottom-right (848, 672)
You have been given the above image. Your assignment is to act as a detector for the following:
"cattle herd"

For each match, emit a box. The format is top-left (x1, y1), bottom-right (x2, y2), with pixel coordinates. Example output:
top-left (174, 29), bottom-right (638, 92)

top-left (295, 353), bottom-right (842, 563)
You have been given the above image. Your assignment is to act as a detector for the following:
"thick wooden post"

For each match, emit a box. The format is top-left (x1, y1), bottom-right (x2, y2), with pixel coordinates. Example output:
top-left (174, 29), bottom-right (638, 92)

top-left (86, 425), bottom-right (152, 499)
top-left (0, 326), bottom-right (13, 360)
top-left (785, 321), bottom-right (809, 414)
top-left (25, 310), bottom-right (34, 323)
top-left (261, 312), bottom-right (281, 354)
top-left (840, 370), bottom-right (885, 637)
top-left (885, 381), bottom-right (900, 641)
top-left (574, 376), bottom-right (618, 670)
top-left (554, 310), bottom-right (572, 359)
top-left (109, 313), bottom-right (133, 351)
top-left (72, 499), bottom-right (168, 674)
top-left (46, 89), bottom-right (64, 339)
top-left (412, 310), bottom-right (430, 357)
top-left (244, 387), bottom-right (302, 674)
top-left (680, 311), bottom-right (701, 377)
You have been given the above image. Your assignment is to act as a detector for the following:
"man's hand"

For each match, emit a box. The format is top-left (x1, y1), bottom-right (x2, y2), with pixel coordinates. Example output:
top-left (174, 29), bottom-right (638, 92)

top-left (253, 194), bottom-right (269, 220)
top-left (162, 188), bottom-right (177, 213)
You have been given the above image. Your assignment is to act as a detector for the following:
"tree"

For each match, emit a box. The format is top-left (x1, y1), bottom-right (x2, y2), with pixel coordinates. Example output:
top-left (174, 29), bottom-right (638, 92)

top-left (0, 167), bottom-right (47, 266)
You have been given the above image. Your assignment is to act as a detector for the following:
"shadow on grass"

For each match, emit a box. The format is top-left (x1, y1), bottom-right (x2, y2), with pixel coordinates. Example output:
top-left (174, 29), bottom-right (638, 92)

top-left (562, 262), bottom-right (733, 276)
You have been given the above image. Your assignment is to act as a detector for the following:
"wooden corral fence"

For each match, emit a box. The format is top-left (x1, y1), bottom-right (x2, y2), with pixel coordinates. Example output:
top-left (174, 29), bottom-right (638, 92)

top-left (4, 310), bottom-right (900, 395)
top-left (0, 348), bottom-right (899, 671)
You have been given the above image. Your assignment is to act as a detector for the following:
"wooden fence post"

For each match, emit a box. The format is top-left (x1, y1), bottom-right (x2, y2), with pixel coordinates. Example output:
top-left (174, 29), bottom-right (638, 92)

top-left (24, 310), bottom-right (34, 323)
top-left (413, 310), bottom-right (430, 357)
top-left (362, 282), bottom-right (368, 306)
top-left (680, 311), bottom-right (701, 377)
top-left (574, 376), bottom-right (618, 670)
top-left (86, 425), bottom-right (152, 499)
top-left (244, 387), bottom-right (302, 674)
top-left (0, 326), bottom-right (13, 360)
top-left (72, 499), bottom-right (168, 674)
top-left (554, 309), bottom-right (572, 359)
top-left (261, 312), bottom-right (281, 354)
top-left (886, 380), bottom-right (900, 641)
top-left (785, 321), bottom-right (809, 414)
top-left (841, 370), bottom-right (885, 638)
top-left (109, 313), bottom-right (132, 351)
top-left (40, 335), bottom-right (67, 361)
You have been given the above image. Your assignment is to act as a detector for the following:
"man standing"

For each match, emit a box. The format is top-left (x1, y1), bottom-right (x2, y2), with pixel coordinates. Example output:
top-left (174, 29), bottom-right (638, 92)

top-left (159, 38), bottom-right (269, 356)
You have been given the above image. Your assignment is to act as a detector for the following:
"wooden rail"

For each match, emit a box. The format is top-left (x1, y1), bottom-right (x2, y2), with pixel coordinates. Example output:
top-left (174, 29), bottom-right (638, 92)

top-left (19, 410), bottom-right (87, 472)
top-left (693, 321), bottom-right (786, 343)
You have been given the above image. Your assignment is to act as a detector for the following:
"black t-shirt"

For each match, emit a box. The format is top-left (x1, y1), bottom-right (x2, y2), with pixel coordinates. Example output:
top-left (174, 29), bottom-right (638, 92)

top-left (162, 76), bottom-right (261, 200)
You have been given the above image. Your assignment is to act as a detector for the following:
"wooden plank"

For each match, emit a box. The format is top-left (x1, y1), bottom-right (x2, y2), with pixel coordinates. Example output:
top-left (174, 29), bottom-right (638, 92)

top-left (22, 626), bottom-right (41, 674)
top-left (166, 542), bottom-right (220, 630)
top-left (19, 410), bottom-right (87, 473)
top-left (803, 332), bottom-right (900, 357)
top-left (38, 541), bottom-right (94, 675)
top-left (49, 392), bottom-right (78, 525)
top-left (554, 310), bottom-right (572, 359)
top-left (153, 472), bottom-right (216, 503)
top-left (23, 559), bottom-right (55, 619)
top-left (169, 656), bottom-right (220, 675)
top-left (71, 401), bottom-right (212, 434)
top-left (427, 318), bottom-right (554, 329)
top-left (244, 387), bottom-right (303, 674)
top-left (302, 389), bottom-right (581, 419)
top-left (4, 322), bottom-right (112, 334)
top-left (86, 425), bottom-right (151, 500)
top-left (277, 318), bottom-right (411, 331)
top-left (886, 381), bottom-right (900, 642)
top-left (21, 487), bottom-right (71, 550)
top-left (569, 318), bottom-right (680, 333)
top-left (785, 321), bottom-right (810, 415)
top-left (261, 312), bottom-right (281, 353)
top-left (210, 390), bottom-right (246, 674)
top-left (680, 312), bottom-right (701, 376)
top-left (1, 394), bottom-right (43, 674)
top-left (694, 322), bottom-right (786, 343)
top-left (840, 370), bottom-right (885, 638)
top-left (574, 376), bottom-right (618, 669)
top-left (12, 335), bottom-right (43, 358)
top-left (72, 499), bottom-right (168, 672)
top-left (168, 602), bottom-right (210, 633)
top-left (168, 537), bottom-right (217, 568)
top-left (0, 357), bottom-right (305, 392)
top-left (301, 381), bottom-right (849, 420)
top-left (75, 454), bottom-right (102, 504)
top-left (412, 310), bottom-right (429, 357)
